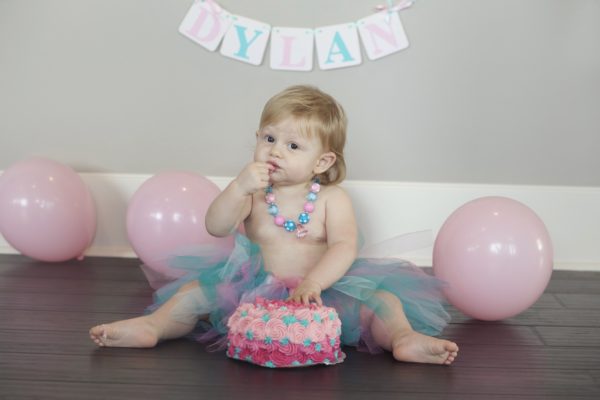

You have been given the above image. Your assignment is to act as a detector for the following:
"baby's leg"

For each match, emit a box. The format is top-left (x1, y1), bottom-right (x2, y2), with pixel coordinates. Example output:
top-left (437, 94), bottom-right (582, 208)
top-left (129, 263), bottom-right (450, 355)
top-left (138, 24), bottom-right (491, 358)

top-left (89, 280), bottom-right (207, 348)
top-left (360, 290), bottom-right (459, 365)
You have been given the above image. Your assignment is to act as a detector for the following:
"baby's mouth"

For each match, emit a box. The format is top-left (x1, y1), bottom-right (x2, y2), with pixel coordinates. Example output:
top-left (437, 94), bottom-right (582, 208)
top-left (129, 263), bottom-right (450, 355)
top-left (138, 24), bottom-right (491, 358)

top-left (267, 161), bottom-right (280, 171)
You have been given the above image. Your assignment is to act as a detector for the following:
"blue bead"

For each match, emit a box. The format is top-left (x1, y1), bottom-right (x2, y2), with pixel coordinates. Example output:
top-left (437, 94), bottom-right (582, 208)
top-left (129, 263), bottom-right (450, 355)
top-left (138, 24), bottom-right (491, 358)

top-left (306, 192), bottom-right (317, 202)
top-left (284, 220), bottom-right (296, 231)
top-left (268, 204), bottom-right (278, 216)
top-left (298, 212), bottom-right (309, 224)
top-left (264, 186), bottom-right (273, 193)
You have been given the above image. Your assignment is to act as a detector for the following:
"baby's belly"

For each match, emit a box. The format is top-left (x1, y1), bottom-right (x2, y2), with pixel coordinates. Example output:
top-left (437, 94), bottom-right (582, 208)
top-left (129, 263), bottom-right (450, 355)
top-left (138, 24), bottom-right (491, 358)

top-left (260, 242), bottom-right (327, 280)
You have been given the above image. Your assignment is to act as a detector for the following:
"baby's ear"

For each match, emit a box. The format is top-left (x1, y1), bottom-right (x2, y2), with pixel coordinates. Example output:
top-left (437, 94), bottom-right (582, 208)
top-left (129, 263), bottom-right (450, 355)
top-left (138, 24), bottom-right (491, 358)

top-left (314, 152), bottom-right (336, 174)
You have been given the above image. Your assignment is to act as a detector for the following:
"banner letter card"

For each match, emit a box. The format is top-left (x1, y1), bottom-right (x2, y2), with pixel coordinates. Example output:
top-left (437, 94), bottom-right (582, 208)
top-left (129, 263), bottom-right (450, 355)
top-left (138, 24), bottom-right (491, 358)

top-left (220, 15), bottom-right (271, 66)
top-left (179, 0), bottom-right (233, 51)
top-left (315, 23), bottom-right (362, 70)
top-left (357, 11), bottom-right (409, 60)
top-left (270, 28), bottom-right (314, 71)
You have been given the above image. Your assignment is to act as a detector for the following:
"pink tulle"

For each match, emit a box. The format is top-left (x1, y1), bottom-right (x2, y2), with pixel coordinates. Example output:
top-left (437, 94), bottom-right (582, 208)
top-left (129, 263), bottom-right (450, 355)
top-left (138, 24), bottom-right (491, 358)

top-left (146, 233), bottom-right (451, 356)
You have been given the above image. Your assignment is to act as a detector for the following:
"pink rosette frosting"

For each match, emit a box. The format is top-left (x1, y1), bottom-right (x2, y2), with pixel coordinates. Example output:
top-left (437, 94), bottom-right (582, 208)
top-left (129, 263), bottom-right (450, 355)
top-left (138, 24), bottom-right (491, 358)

top-left (228, 334), bottom-right (244, 348)
top-left (226, 298), bottom-right (345, 368)
top-left (295, 351), bottom-right (309, 365)
top-left (302, 343), bottom-right (317, 355)
top-left (278, 342), bottom-right (300, 357)
top-left (295, 308), bottom-right (313, 321)
top-left (268, 351), bottom-right (289, 367)
top-left (322, 318), bottom-right (335, 335)
top-left (307, 322), bottom-right (326, 342)
top-left (260, 342), bottom-right (276, 354)
top-left (250, 349), bottom-right (269, 365)
top-left (227, 313), bottom-right (241, 326)
top-left (272, 344), bottom-right (299, 365)
top-left (286, 324), bottom-right (307, 345)
top-left (247, 319), bottom-right (266, 340)
top-left (310, 349), bottom-right (328, 364)
top-left (237, 303), bottom-right (254, 314)
top-left (246, 340), bottom-right (261, 353)
top-left (319, 340), bottom-right (333, 354)
top-left (265, 318), bottom-right (287, 341)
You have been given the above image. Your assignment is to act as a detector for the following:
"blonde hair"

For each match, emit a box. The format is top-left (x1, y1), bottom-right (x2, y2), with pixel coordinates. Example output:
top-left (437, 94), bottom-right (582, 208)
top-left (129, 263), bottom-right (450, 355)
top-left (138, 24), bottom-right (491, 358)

top-left (259, 85), bottom-right (347, 185)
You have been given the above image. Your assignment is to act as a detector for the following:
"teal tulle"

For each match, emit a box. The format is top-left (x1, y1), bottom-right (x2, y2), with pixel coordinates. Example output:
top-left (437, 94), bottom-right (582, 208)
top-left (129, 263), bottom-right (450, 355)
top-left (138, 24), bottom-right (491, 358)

top-left (147, 234), bottom-right (451, 354)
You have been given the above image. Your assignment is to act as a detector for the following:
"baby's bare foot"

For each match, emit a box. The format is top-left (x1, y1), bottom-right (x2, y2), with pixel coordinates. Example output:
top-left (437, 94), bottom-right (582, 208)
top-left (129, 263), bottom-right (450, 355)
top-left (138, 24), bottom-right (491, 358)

top-left (89, 316), bottom-right (159, 348)
top-left (392, 331), bottom-right (459, 365)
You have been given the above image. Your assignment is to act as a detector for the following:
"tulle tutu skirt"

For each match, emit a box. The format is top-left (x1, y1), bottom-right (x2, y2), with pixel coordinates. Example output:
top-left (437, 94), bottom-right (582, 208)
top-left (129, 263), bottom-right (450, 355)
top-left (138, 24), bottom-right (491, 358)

top-left (146, 234), bottom-right (451, 354)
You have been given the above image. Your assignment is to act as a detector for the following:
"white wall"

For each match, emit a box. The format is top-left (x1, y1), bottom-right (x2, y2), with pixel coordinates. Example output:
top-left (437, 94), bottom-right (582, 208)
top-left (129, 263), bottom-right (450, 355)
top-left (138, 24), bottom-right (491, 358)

top-left (1, 0), bottom-right (599, 186)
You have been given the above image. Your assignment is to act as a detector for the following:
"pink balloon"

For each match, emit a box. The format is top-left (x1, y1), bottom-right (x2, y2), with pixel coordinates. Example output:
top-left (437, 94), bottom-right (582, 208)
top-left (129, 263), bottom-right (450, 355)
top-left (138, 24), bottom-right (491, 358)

top-left (433, 196), bottom-right (553, 321)
top-left (126, 172), bottom-right (234, 288)
top-left (0, 157), bottom-right (96, 262)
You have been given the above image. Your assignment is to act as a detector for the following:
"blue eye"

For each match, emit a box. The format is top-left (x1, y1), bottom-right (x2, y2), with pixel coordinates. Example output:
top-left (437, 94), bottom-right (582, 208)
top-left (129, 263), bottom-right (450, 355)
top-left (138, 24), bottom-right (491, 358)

top-left (288, 143), bottom-right (299, 150)
top-left (265, 135), bottom-right (275, 143)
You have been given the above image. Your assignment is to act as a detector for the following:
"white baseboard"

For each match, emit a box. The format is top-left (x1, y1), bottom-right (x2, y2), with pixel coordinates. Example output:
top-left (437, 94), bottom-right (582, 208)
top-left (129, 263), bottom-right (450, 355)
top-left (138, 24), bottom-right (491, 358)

top-left (1, 173), bottom-right (599, 271)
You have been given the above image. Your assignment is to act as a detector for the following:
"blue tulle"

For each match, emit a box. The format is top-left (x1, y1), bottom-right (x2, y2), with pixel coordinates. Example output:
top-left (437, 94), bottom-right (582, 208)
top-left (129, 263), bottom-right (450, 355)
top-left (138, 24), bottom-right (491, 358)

top-left (147, 234), bottom-right (451, 353)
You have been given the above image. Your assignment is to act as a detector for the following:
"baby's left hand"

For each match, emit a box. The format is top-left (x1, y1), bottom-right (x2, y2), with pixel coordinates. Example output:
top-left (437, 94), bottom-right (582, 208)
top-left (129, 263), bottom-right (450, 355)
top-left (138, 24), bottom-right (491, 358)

top-left (287, 279), bottom-right (323, 306)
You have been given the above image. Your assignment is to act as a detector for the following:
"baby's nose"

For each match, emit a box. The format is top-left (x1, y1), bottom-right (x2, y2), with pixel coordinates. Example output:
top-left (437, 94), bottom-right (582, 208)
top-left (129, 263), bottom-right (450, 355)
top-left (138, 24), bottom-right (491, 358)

top-left (270, 145), bottom-right (282, 157)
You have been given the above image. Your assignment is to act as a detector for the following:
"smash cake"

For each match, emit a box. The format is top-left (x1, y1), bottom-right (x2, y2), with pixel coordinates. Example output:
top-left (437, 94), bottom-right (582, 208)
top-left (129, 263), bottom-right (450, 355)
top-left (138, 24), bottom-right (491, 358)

top-left (226, 298), bottom-right (345, 368)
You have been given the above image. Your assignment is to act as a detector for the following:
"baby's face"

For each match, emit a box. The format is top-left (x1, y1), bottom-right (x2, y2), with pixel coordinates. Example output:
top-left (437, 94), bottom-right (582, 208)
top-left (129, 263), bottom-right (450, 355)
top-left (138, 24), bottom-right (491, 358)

top-left (254, 117), bottom-right (325, 186)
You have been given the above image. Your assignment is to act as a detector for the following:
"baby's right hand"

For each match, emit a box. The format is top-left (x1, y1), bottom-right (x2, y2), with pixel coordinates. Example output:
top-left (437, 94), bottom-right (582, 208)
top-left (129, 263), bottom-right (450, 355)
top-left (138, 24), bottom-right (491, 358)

top-left (235, 162), bottom-right (273, 195)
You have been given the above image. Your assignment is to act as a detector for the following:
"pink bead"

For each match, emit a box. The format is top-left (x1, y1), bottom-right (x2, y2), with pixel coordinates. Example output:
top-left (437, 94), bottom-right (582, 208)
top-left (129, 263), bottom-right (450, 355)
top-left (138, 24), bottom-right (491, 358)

top-left (274, 216), bottom-right (285, 226)
top-left (303, 202), bottom-right (315, 213)
top-left (310, 183), bottom-right (321, 193)
top-left (265, 193), bottom-right (275, 203)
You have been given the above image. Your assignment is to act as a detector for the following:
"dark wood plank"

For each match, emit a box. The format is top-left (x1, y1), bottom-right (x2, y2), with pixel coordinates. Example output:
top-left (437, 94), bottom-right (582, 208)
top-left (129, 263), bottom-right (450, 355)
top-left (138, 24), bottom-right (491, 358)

top-left (5, 326), bottom-right (592, 371)
top-left (0, 256), bottom-right (147, 281)
top-left (556, 293), bottom-right (600, 309)
top-left (0, 292), bottom-right (149, 313)
top-left (550, 270), bottom-right (600, 280)
top-left (454, 344), bottom-right (600, 370)
top-left (591, 370), bottom-right (600, 386)
top-left (447, 308), bottom-right (600, 327)
top-left (0, 254), bottom-right (139, 268)
top-left (1, 351), bottom-right (598, 397)
top-left (0, 275), bottom-right (153, 296)
top-left (443, 324), bottom-right (544, 346)
top-left (535, 326), bottom-right (600, 347)
top-left (545, 278), bottom-right (600, 294)
top-left (528, 293), bottom-right (564, 308)
top-left (0, 309), bottom-right (140, 331)
top-left (1, 254), bottom-right (599, 399)
top-left (2, 380), bottom-right (596, 400)
top-left (0, 330), bottom-right (216, 359)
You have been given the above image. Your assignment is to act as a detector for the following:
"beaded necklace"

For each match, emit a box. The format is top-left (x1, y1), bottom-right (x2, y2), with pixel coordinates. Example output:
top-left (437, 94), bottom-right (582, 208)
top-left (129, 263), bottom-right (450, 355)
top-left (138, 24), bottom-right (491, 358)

top-left (265, 179), bottom-right (320, 239)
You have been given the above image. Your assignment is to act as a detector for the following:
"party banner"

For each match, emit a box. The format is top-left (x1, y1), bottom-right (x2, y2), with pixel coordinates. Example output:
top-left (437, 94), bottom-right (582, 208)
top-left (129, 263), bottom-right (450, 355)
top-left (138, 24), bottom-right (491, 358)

top-left (179, 0), bottom-right (415, 71)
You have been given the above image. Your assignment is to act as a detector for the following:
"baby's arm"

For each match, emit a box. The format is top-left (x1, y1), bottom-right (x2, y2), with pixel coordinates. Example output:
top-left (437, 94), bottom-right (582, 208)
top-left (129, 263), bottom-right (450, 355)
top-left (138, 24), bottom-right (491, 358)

top-left (205, 162), bottom-right (272, 237)
top-left (289, 187), bottom-right (358, 305)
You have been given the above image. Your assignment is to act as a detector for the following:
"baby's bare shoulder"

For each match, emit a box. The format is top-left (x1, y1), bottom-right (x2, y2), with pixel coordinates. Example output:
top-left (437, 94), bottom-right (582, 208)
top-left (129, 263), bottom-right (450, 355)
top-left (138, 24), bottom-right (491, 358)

top-left (319, 184), bottom-right (352, 202)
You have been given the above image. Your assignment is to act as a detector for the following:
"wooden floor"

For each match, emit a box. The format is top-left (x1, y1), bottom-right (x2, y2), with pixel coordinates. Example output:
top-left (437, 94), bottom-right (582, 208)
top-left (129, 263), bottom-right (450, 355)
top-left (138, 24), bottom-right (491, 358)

top-left (0, 255), bottom-right (599, 400)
